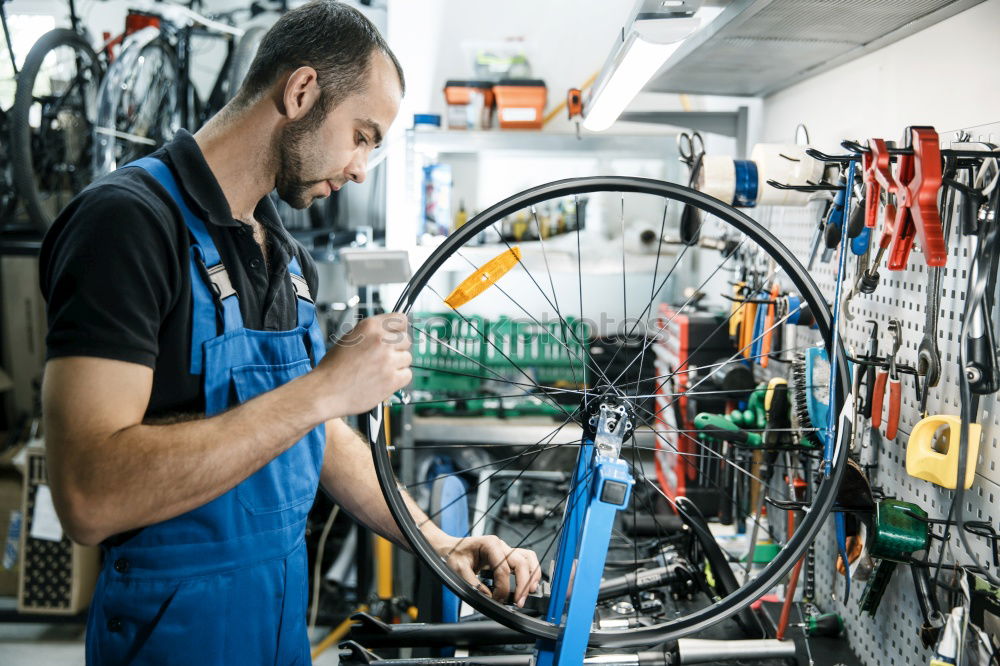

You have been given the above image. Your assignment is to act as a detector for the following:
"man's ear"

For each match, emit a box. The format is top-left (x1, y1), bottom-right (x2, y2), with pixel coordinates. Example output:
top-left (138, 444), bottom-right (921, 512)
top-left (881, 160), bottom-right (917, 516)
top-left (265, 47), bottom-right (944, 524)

top-left (281, 66), bottom-right (321, 121)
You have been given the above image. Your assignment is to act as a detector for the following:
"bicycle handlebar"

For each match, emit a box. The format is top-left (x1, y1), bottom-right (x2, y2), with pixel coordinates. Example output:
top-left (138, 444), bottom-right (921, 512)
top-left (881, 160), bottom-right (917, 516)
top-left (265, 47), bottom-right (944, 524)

top-left (129, 0), bottom-right (245, 37)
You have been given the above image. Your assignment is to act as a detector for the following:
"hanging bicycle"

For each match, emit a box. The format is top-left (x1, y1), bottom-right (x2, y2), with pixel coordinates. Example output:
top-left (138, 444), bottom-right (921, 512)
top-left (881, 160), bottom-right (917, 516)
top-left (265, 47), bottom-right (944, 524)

top-left (8, 0), bottom-right (102, 231)
top-left (91, 1), bottom-right (246, 177)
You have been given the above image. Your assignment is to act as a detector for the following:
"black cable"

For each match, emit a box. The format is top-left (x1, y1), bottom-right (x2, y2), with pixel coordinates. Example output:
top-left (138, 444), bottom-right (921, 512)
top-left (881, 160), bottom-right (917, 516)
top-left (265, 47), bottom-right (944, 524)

top-left (951, 180), bottom-right (1000, 588)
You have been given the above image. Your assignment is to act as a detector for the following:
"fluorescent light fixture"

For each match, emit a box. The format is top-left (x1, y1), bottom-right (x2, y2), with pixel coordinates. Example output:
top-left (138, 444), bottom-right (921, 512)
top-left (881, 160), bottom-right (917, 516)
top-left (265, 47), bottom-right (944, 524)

top-left (582, 5), bottom-right (721, 132)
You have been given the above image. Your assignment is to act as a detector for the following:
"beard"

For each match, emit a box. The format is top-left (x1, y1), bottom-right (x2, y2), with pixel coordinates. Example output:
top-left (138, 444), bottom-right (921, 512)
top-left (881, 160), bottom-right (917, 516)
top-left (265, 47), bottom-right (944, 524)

top-left (275, 107), bottom-right (328, 209)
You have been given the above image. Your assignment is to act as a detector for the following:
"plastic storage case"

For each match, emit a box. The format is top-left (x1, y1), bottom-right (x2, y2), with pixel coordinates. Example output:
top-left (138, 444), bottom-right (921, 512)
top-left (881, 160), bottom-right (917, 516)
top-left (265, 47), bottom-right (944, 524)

top-left (492, 79), bottom-right (546, 130)
top-left (443, 80), bottom-right (495, 130)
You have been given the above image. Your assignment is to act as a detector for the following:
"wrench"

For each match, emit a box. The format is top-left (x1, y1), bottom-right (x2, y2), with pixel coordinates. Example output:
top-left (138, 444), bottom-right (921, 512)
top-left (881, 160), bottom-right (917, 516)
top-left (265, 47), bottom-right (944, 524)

top-left (916, 177), bottom-right (952, 413)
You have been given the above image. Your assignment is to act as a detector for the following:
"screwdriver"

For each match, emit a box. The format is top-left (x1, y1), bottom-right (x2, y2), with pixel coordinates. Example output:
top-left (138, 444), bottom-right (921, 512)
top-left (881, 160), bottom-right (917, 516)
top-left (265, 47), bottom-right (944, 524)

top-left (792, 612), bottom-right (844, 637)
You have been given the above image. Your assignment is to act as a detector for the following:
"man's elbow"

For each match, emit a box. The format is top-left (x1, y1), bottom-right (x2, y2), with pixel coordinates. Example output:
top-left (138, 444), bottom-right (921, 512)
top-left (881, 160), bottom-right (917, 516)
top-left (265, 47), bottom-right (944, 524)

top-left (50, 481), bottom-right (109, 547)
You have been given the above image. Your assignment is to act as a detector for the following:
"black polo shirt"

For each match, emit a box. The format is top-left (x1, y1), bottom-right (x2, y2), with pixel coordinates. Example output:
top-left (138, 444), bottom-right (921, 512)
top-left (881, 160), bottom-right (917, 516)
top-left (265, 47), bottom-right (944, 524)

top-left (40, 130), bottom-right (320, 419)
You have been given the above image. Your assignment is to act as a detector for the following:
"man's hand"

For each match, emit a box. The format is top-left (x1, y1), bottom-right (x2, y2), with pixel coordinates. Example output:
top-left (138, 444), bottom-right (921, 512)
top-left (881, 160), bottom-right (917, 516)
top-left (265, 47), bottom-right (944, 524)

top-left (431, 534), bottom-right (542, 608)
top-left (315, 313), bottom-right (411, 419)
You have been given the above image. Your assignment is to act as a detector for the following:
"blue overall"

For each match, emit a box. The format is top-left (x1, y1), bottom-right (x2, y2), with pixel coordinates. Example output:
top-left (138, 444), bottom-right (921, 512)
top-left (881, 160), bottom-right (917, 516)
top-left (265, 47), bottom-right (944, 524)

top-left (85, 157), bottom-right (327, 665)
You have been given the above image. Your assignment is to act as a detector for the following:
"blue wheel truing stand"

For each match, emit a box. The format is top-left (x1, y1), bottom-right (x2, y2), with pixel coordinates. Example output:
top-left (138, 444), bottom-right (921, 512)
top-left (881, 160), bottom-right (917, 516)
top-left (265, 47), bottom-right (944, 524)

top-left (535, 401), bottom-right (635, 665)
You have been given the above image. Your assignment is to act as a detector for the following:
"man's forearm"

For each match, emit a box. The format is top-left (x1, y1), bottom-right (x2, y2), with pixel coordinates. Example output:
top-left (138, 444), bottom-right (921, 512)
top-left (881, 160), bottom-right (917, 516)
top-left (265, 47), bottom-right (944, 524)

top-left (320, 419), bottom-right (452, 552)
top-left (48, 370), bottom-right (331, 545)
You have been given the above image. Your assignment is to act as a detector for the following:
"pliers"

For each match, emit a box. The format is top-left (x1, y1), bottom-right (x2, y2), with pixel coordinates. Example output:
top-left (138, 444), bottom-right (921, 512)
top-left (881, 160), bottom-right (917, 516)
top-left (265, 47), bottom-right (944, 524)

top-left (871, 319), bottom-right (902, 439)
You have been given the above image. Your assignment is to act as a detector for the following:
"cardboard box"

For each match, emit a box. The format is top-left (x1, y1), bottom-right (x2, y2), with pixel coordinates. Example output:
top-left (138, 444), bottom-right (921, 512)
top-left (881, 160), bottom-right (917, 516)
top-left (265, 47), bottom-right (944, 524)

top-left (0, 442), bottom-right (22, 596)
top-left (18, 448), bottom-right (98, 614)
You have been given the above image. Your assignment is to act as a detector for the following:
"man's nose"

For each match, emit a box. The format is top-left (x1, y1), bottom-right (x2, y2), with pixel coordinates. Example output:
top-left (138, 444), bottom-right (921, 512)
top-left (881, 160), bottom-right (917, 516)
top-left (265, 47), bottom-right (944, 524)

top-left (346, 154), bottom-right (368, 184)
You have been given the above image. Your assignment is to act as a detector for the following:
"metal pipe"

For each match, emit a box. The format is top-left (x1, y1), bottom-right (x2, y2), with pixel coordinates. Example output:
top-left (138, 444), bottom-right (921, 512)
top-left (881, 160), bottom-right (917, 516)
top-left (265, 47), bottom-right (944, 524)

top-left (358, 652), bottom-right (671, 666)
top-left (597, 565), bottom-right (678, 601)
top-left (348, 618), bottom-right (531, 648)
top-left (677, 638), bottom-right (797, 663)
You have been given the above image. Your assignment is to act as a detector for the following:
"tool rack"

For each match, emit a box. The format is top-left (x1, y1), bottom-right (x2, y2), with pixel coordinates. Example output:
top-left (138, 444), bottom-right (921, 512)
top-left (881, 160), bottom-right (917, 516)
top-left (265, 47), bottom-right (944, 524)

top-left (751, 120), bottom-right (1000, 666)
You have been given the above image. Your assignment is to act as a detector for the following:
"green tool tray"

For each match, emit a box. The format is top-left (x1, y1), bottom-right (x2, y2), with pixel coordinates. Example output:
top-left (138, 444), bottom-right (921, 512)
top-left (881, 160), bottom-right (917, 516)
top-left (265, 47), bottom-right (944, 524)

top-left (485, 316), bottom-right (589, 384)
top-left (411, 312), bottom-right (589, 394)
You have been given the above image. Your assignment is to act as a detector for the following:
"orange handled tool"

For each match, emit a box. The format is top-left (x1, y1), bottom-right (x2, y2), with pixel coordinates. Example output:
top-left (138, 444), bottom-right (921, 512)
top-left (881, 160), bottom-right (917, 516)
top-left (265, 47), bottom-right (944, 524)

top-left (871, 370), bottom-right (889, 428)
top-left (885, 375), bottom-right (901, 440)
top-left (740, 292), bottom-right (758, 359)
top-left (872, 319), bottom-right (903, 439)
top-left (760, 281), bottom-right (781, 368)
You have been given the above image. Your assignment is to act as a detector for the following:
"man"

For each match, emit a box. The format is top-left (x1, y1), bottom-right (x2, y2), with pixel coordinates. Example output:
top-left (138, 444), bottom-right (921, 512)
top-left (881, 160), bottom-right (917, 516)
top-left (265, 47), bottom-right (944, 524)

top-left (39, 2), bottom-right (540, 663)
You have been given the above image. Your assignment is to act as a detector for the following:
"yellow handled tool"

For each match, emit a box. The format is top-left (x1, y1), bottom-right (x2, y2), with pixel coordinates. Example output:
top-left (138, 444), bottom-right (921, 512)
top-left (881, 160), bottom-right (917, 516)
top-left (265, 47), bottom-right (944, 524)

top-left (905, 414), bottom-right (982, 489)
top-left (444, 246), bottom-right (522, 309)
top-left (729, 281), bottom-right (745, 340)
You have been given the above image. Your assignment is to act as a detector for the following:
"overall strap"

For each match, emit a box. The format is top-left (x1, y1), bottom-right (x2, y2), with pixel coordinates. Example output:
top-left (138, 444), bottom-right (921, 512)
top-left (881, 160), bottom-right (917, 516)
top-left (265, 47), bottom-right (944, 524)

top-left (125, 157), bottom-right (244, 374)
top-left (288, 256), bottom-right (326, 363)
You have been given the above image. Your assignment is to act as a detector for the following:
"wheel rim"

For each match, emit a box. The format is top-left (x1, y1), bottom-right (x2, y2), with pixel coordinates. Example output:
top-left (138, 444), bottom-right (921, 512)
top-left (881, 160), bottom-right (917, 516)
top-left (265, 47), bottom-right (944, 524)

top-left (367, 176), bottom-right (849, 647)
top-left (93, 36), bottom-right (179, 176)
top-left (21, 39), bottom-right (101, 226)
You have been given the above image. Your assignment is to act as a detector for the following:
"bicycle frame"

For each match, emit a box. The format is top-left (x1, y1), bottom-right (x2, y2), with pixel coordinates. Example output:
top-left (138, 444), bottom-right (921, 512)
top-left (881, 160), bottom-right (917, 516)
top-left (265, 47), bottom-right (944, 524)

top-left (169, 21), bottom-right (238, 129)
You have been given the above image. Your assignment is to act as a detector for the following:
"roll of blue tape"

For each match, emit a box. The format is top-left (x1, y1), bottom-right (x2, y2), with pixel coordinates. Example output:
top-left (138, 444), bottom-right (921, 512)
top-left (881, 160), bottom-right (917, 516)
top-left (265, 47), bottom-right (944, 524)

top-left (733, 160), bottom-right (758, 207)
top-left (786, 295), bottom-right (802, 324)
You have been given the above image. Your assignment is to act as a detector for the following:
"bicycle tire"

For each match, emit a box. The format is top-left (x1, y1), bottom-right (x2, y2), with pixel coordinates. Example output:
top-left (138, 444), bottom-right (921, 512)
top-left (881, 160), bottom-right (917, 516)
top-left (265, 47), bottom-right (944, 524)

top-left (367, 176), bottom-right (850, 648)
top-left (92, 29), bottom-right (179, 176)
top-left (10, 27), bottom-right (101, 231)
top-left (225, 25), bottom-right (267, 101)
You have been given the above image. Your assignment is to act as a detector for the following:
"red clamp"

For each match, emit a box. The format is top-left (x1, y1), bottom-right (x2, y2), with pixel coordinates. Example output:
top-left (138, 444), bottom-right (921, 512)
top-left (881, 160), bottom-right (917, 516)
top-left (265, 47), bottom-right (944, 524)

top-left (887, 126), bottom-right (946, 270)
top-left (863, 138), bottom-right (894, 230)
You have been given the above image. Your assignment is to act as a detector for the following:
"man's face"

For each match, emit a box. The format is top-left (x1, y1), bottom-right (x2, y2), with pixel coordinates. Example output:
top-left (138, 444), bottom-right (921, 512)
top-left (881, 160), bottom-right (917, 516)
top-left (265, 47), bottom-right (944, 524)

top-left (275, 52), bottom-right (401, 209)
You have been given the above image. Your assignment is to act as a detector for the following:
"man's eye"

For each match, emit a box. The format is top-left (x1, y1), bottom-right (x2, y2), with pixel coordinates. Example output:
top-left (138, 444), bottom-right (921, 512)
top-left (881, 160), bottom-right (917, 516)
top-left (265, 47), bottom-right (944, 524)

top-left (356, 132), bottom-right (368, 146)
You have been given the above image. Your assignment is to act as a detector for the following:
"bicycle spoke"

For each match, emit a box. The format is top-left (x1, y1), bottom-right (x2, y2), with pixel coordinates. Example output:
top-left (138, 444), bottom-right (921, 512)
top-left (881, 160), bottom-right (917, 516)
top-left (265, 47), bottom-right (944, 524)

top-left (633, 201), bottom-right (671, 401)
top-left (425, 286), bottom-right (577, 421)
top-left (642, 342), bottom-right (818, 390)
top-left (488, 225), bottom-right (620, 394)
top-left (419, 409), bottom-right (580, 527)
top-left (452, 250), bottom-right (609, 390)
top-left (596, 214), bottom-right (699, 386)
top-left (575, 195), bottom-right (586, 389)
top-left (403, 442), bottom-right (569, 490)
top-left (624, 417), bottom-right (779, 542)
top-left (531, 206), bottom-right (580, 389)
top-left (608, 234), bottom-right (748, 388)
top-left (442, 421), bottom-right (582, 557)
top-left (410, 321), bottom-right (580, 415)
top-left (647, 302), bottom-right (807, 424)
top-left (367, 180), bottom-right (844, 645)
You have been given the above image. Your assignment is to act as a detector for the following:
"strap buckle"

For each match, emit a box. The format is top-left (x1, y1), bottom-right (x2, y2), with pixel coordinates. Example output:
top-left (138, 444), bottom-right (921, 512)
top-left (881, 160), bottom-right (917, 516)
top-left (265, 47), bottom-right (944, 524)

top-left (290, 273), bottom-right (313, 303)
top-left (206, 264), bottom-right (237, 300)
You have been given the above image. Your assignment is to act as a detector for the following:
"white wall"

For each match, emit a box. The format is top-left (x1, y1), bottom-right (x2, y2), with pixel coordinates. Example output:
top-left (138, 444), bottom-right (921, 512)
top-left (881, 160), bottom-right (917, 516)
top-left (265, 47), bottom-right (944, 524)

top-left (760, 0), bottom-right (1000, 149)
top-left (384, 0), bottom-right (753, 138)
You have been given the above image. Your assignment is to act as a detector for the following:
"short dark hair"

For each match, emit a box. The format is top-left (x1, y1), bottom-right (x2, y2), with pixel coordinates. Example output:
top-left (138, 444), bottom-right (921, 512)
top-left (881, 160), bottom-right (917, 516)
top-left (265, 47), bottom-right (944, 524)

top-left (236, 0), bottom-right (405, 113)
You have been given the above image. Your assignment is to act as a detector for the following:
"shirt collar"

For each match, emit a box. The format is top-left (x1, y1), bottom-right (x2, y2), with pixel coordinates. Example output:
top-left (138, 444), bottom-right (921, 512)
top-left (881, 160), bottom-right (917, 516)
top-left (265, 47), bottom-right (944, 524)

top-left (163, 129), bottom-right (295, 254)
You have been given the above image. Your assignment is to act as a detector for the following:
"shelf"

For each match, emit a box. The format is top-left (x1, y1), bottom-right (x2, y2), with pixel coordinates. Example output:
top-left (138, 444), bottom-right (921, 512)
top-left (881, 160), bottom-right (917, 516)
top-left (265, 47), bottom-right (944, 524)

top-left (405, 238), bottom-right (680, 276)
top-left (411, 415), bottom-right (661, 448)
top-left (643, 0), bottom-right (985, 97)
top-left (409, 129), bottom-right (675, 157)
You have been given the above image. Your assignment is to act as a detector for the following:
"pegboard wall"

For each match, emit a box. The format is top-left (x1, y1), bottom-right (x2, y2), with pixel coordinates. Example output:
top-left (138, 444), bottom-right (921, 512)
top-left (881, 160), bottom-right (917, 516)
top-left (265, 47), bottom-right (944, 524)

top-left (750, 121), bottom-right (1000, 666)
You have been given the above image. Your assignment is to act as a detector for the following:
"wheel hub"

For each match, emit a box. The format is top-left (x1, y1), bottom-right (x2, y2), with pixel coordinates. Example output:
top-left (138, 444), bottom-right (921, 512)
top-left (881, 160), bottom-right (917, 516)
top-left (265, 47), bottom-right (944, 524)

top-left (583, 397), bottom-right (635, 457)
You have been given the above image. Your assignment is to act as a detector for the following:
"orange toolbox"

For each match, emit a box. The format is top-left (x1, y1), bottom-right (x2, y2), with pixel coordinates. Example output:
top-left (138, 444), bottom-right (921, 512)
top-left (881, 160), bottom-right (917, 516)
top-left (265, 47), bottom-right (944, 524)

top-left (492, 79), bottom-right (547, 130)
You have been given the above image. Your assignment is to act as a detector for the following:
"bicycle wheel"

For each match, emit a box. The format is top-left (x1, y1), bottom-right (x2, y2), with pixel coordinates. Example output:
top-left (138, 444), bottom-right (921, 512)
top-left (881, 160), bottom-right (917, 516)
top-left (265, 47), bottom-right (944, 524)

top-left (10, 28), bottom-right (101, 230)
top-left (367, 176), bottom-right (849, 647)
top-left (92, 27), bottom-right (179, 176)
